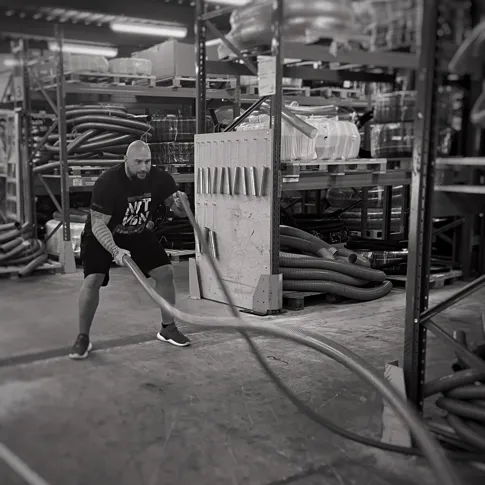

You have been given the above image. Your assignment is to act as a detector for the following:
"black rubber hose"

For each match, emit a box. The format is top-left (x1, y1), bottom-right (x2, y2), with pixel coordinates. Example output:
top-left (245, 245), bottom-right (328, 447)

top-left (280, 254), bottom-right (387, 283)
top-left (0, 228), bottom-right (22, 244)
top-left (281, 267), bottom-right (368, 287)
top-left (66, 104), bottom-right (127, 111)
top-left (0, 236), bottom-right (23, 253)
top-left (281, 235), bottom-right (338, 259)
top-left (424, 369), bottom-right (485, 398)
top-left (0, 240), bottom-right (30, 263)
top-left (85, 131), bottom-right (119, 143)
top-left (447, 415), bottom-right (485, 452)
top-left (436, 397), bottom-right (485, 422)
top-left (5, 240), bottom-right (43, 265)
top-left (0, 221), bottom-right (21, 232)
top-left (18, 249), bottom-right (48, 277)
top-left (65, 109), bottom-right (132, 119)
top-left (280, 226), bottom-right (336, 259)
top-left (283, 279), bottom-right (393, 301)
top-left (67, 129), bottom-right (98, 154)
top-left (447, 385), bottom-right (485, 400)
top-left (67, 116), bottom-right (152, 132)
top-left (72, 134), bottom-right (135, 152)
top-left (72, 122), bottom-right (151, 137)
top-left (280, 225), bottom-right (371, 266)
top-left (124, 252), bottom-right (469, 483)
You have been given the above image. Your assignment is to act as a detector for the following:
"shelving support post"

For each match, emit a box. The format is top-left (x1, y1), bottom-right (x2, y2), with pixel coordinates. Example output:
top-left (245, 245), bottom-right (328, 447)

top-left (402, 0), bottom-right (440, 411)
top-left (54, 24), bottom-right (76, 274)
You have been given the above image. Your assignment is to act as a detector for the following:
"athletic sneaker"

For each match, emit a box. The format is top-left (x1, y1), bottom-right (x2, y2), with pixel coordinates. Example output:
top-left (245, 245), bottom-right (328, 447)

top-left (157, 323), bottom-right (191, 347)
top-left (69, 334), bottom-right (93, 359)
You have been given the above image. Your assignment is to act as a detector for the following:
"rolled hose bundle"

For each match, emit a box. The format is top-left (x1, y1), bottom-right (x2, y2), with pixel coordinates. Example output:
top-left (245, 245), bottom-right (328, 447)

top-left (0, 223), bottom-right (48, 276)
top-left (424, 333), bottom-right (485, 453)
top-left (279, 224), bottom-right (392, 302)
top-left (34, 104), bottom-right (153, 169)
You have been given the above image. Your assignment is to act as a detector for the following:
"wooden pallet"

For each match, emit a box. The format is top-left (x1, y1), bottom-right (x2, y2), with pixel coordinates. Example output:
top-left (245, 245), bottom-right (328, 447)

top-left (282, 290), bottom-right (348, 310)
top-left (156, 76), bottom-right (236, 90)
top-left (166, 249), bottom-right (195, 262)
top-left (388, 269), bottom-right (463, 289)
top-left (283, 158), bottom-right (388, 175)
top-left (0, 260), bottom-right (63, 279)
top-left (241, 85), bottom-right (311, 97)
top-left (39, 71), bottom-right (156, 88)
top-left (282, 157), bottom-right (413, 180)
top-left (309, 86), bottom-right (364, 100)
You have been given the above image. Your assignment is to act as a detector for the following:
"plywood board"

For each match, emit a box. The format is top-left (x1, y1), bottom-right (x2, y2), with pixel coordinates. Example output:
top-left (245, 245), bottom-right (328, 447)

top-left (194, 129), bottom-right (280, 311)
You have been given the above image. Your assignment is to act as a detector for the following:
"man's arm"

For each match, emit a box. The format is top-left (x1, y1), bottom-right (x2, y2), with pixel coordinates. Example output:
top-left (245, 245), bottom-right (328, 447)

top-left (90, 210), bottom-right (119, 256)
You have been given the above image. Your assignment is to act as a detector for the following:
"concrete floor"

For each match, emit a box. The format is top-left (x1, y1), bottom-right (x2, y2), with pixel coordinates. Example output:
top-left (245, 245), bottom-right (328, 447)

top-left (0, 262), bottom-right (484, 485)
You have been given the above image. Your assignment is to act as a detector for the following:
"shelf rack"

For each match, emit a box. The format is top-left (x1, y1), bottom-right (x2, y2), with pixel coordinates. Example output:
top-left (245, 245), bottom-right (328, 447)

top-left (194, 0), bottom-right (485, 415)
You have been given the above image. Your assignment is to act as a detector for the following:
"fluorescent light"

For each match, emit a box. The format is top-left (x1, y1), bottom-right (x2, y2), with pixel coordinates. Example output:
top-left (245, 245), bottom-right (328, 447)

top-left (110, 21), bottom-right (187, 39)
top-left (205, 0), bottom-right (250, 5)
top-left (3, 58), bottom-right (20, 67)
top-left (47, 41), bottom-right (118, 58)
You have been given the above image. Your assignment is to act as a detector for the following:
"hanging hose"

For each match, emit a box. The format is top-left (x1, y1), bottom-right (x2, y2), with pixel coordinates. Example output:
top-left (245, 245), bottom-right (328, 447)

top-left (121, 194), bottom-right (466, 485)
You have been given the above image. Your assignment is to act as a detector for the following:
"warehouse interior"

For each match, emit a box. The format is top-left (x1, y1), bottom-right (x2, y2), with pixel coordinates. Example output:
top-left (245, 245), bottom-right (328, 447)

top-left (1, 1), bottom-right (485, 484)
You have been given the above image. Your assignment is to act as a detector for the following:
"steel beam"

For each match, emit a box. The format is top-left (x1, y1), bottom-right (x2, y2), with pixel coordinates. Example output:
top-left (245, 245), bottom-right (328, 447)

top-left (54, 23), bottom-right (76, 274)
top-left (270, 0), bottom-right (283, 276)
top-left (0, 1), bottom-right (201, 27)
top-left (195, 0), bottom-right (207, 134)
top-left (403, 0), bottom-right (440, 412)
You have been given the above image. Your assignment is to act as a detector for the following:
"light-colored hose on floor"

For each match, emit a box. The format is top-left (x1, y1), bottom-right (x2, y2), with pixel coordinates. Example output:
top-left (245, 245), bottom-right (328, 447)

top-left (122, 193), bottom-right (463, 485)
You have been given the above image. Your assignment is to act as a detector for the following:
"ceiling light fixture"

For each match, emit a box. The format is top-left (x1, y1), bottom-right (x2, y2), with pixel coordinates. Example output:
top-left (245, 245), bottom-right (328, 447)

top-left (47, 41), bottom-right (118, 58)
top-left (110, 21), bottom-right (188, 39)
top-left (205, 0), bottom-right (250, 5)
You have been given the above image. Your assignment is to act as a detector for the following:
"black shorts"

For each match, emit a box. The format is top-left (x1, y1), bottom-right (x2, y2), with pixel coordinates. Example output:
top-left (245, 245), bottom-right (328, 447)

top-left (80, 230), bottom-right (171, 286)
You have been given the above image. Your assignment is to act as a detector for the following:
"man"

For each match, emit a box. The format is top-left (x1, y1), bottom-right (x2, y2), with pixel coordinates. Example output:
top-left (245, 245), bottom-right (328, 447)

top-left (69, 140), bottom-right (191, 360)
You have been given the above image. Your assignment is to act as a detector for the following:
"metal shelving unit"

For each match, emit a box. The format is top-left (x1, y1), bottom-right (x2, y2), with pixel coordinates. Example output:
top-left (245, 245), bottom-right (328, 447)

top-left (194, 0), bottom-right (485, 414)
top-left (195, 0), bottom-right (417, 283)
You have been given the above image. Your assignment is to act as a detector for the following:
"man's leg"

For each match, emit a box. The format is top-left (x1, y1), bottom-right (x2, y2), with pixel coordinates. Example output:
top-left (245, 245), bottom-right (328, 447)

top-left (70, 234), bottom-right (112, 360)
top-left (130, 231), bottom-right (190, 347)
top-left (149, 264), bottom-right (176, 325)
top-left (149, 264), bottom-right (190, 347)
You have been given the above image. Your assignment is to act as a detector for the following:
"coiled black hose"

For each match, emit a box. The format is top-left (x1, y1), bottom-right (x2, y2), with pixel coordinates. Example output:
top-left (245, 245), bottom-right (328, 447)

top-left (0, 223), bottom-right (48, 276)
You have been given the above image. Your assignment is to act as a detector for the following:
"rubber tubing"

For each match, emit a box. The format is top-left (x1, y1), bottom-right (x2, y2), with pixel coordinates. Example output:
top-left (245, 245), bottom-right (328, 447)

top-left (281, 234), bottom-right (336, 259)
top-left (0, 236), bottom-right (23, 253)
top-left (280, 225), bottom-right (370, 266)
top-left (424, 369), bottom-right (485, 398)
top-left (280, 254), bottom-right (387, 283)
top-left (65, 109), bottom-right (132, 119)
top-left (0, 221), bottom-right (20, 232)
top-left (123, 234), bottom-right (465, 485)
top-left (436, 397), bottom-right (485, 422)
top-left (70, 122), bottom-right (151, 136)
top-left (447, 415), bottom-right (485, 452)
top-left (67, 115), bottom-right (152, 132)
top-left (283, 279), bottom-right (393, 301)
top-left (281, 267), bottom-right (368, 287)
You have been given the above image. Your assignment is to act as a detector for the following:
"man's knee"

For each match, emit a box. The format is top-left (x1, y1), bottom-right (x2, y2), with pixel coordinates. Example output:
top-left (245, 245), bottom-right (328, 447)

top-left (82, 273), bottom-right (106, 291)
top-left (149, 264), bottom-right (174, 284)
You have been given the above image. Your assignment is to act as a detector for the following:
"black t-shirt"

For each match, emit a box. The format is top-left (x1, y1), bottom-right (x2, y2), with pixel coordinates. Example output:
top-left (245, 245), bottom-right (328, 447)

top-left (84, 164), bottom-right (177, 237)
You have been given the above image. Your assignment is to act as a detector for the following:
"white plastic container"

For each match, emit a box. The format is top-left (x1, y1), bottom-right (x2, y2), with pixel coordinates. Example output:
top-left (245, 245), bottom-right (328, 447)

top-left (308, 117), bottom-right (361, 160)
top-left (45, 219), bottom-right (84, 259)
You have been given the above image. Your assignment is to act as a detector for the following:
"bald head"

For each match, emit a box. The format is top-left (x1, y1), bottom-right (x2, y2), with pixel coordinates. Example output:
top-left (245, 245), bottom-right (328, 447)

top-left (125, 140), bottom-right (152, 180)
